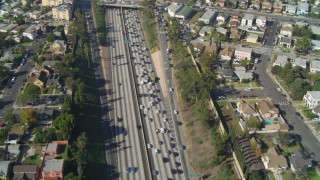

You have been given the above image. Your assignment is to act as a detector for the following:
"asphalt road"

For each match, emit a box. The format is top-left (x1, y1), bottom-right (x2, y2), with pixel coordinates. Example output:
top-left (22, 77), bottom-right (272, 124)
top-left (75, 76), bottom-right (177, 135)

top-left (105, 8), bottom-right (150, 179)
top-left (124, 9), bottom-right (190, 179)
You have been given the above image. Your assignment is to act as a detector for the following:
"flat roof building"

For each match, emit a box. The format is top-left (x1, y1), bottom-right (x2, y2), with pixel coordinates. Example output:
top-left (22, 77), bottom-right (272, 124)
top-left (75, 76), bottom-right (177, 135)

top-left (175, 6), bottom-right (193, 20)
top-left (52, 3), bottom-right (71, 21)
top-left (198, 9), bottom-right (217, 24)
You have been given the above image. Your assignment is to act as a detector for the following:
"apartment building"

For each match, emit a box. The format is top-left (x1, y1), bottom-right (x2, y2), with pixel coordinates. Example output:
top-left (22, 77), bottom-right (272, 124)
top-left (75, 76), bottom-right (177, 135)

top-left (52, 3), bottom-right (71, 21)
top-left (42, 0), bottom-right (64, 7)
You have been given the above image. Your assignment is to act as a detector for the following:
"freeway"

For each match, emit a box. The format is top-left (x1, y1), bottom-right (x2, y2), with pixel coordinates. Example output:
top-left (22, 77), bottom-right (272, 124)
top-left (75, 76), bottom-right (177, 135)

top-left (123, 9), bottom-right (190, 179)
top-left (104, 8), bottom-right (151, 179)
top-left (156, 11), bottom-right (192, 178)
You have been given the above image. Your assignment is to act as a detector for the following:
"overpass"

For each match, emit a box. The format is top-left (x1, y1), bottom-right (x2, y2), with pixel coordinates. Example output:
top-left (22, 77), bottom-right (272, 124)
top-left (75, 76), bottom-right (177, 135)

top-left (97, 0), bottom-right (143, 8)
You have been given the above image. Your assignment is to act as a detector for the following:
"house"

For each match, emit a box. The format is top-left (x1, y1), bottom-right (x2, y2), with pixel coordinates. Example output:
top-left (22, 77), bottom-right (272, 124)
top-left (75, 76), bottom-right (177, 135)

top-left (257, 101), bottom-right (279, 119)
top-left (234, 47), bottom-right (252, 60)
top-left (221, 69), bottom-right (238, 81)
top-left (7, 144), bottom-right (21, 159)
top-left (246, 33), bottom-right (259, 43)
top-left (42, 0), bottom-right (64, 7)
top-left (52, 3), bottom-right (72, 21)
top-left (310, 59), bottom-right (320, 73)
top-left (280, 26), bottom-right (293, 37)
top-left (216, 13), bottom-right (228, 25)
top-left (241, 14), bottom-right (255, 27)
top-left (256, 16), bottom-right (266, 27)
top-left (23, 25), bottom-right (37, 40)
top-left (193, 43), bottom-right (205, 53)
top-left (175, 6), bottom-right (193, 20)
top-left (13, 165), bottom-right (39, 180)
top-left (311, 40), bottom-right (320, 51)
top-left (42, 61), bottom-right (59, 68)
top-left (47, 74), bottom-right (60, 88)
top-left (261, 1), bottom-right (272, 10)
top-left (0, 161), bottom-right (11, 180)
top-left (228, 15), bottom-right (240, 27)
top-left (204, 45), bottom-right (217, 56)
top-left (297, 2), bottom-right (310, 15)
top-left (0, 24), bottom-right (18, 33)
top-left (42, 159), bottom-right (64, 180)
top-left (198, 9), bottom-right (217, 24)
top-left (216, 27), bottom-right (228, 35)
top-left (0, 51), bottom-right (19, 62)
top-left (273, 55), bottom-right (288, 67)
top-left (285, 4), bottom-right (297, 15)
top-left (50, 40), bottom-right (67, 55)
top-left (312, 104), bottom-right (320, 117)
top-left (238, 0), bottom-right (249, 9)
top-left (303, 91), bottom-right (320, 109)
top-left (279, 37), bottom-right (292, 48)
top-left (215, 0), bottom-right (225, 7)
top-left (273, 3), bottom-right (283, 13)
top-left (237, 100), bottom-right (258, 117)
top-left (310, 25), bottom-right (320, 36)
top-left (230, 27), bottom-right (242, 39)
top-left (34, 71), bottom-right (48, 88)
top-left (29, 11), bottom-right (42, 19)
top-left (250, 0), bottom-right (261, 10)
top-left (37, 107), bottom-right (54, 125)
top-left (296, 21), bottom-right (308, 27)
top-left (235, 136), bottom-right (265, 172)
top-left (234, 67), bottom-right (253, 82)
top-left (45, 142), bottom-right (58, 155)
top-left (167, 4), bottom-right (183, 17)
top-left (220, 46), bottom-right (234, 60)
top-left (261, 147), bottom-right (288, 173)
top-left (292, 57), bottom-right (307, 69)
top-left (288, 150), bottom-right (313, 172)
top-left (199, 26), bottom-right (214, 37)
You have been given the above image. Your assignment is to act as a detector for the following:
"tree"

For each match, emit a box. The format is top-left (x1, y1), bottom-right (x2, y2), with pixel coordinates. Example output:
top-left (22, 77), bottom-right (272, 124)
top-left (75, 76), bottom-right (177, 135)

top-left (20, 109), bottom-right (37, 127)
top-left (53, 113), bottom-right (75, 140)
top-left (247, 118), bottom-right (262, 129)
top-left (290, 78), bottom-right (309, 100)
top-left (295, 37), bottom-right (311, 53)
top-left (37, 29), bottom-right (43, 36)
top-left (76, 132), bottom-right (88, 177)
top-left (34, 127), bottom-right (57, 143)
top-left (3, 108), bottom-right (17, 124)
top-left (64, 173), bottom-right (82, 180)
top-left (65, 76), bottom-right (75, 90)
top-left (46, 32), bottom-right (55, 42)
top-left (0, 148), bottom-right (6, 160)
top-left (248, 170), bottom-right (266, 180)
top-left (277, 132), bottom-right (292, 146)
top-left (13, 15), bottom-right (25, 25)
top-left (17, 84), bottom-right (41, 104)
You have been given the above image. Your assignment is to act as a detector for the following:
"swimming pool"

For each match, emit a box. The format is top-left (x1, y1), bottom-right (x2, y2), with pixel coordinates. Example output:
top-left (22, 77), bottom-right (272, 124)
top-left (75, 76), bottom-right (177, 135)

top-left (263, 119), bottom-right (273, 125)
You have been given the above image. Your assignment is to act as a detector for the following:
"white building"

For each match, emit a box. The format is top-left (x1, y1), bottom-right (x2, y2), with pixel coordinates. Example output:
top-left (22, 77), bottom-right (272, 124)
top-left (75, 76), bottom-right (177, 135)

top-left (311, 40), bottom-right (320, 51)
top-left (256, 16), bottom-right (266, 27)
top-left (285, 5), bottom-right (297, 15)
top-left (297, 2), bottom-right (309, 15)
top-left (216, 13), bottom-right (228, 25)
top-left (273, 55), bottom-right (288, 67)
top-left (198, 9), bottom-right (217, 24)
top-left (303, 91), bottom-right (320, 109)
top-left (280, 27), bottom-right (293, 37)
top-left (292, 57), bottom-right (307, 69)
top-left (310, 59), bottom-right (320, 73)
top-left (22, 24), bottom-right (37, 40)
top-left (241, 14), bottom-right (255, 27)
top-left (167, 4), bottom-right (183, 17)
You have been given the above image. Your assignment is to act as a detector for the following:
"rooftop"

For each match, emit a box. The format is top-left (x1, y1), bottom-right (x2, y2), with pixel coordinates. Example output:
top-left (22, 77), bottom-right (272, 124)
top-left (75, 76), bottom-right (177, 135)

top-left (176, 6), bottom-right (193, 16)
top-left (199, 9), bottom-right (217, 20)
top-left (292, 57), bottom-right (307, 67)
top-left (13, 165), bottom-right (38, 173)
top-left (167, 3), bottom-right (182, 13)
top-left (42, 159), bottom-right (64, 173)
top-left (52, 3), bottom-right (71, 11)
top-left (298, 2), bottom-right (309, 10)
top-left (256, 16), bottom-right (266, 21)
top-left (46, 142), bottom-right (58, 153)
top-left (280, 37), bottom-right (292, 44)
top-left (236, 47), bottom-right (253, 53)
top-left (311, 59), bottom-right (320, 69)
top-left (310, 25), bottom-right (320, 35)
top-left (307, 91), bottom-right (320, 100)
top-left (262, 148), bottom-right (287, 169)
top-left (243, 13), bottom-right (254, 20)
top-left (274, 55), bottom-right (288, 67)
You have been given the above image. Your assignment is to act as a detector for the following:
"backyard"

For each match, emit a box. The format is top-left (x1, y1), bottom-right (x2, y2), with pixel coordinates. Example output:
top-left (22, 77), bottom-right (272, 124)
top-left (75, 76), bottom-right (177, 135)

top-left (217, 101), bottom-right (243, 135)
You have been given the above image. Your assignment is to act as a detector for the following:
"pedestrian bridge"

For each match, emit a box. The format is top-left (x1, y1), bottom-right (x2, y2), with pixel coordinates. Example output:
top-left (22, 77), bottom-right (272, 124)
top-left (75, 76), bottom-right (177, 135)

top-left (97, 0), bottom-right (142, 8)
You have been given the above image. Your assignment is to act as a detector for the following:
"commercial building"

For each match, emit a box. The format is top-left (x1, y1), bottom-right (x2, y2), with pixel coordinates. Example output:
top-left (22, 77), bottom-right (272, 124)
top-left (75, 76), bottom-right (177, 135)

top-left (52, 3), bottom-right (71, 21)
top-left (167, 3), bottom-right (183, 17)
top-left (241, 14), bottom-right (255, 27)
top-left (198, 9), bottom-right (217, 24)
top-left (175, 6), bottom-right (193, 20)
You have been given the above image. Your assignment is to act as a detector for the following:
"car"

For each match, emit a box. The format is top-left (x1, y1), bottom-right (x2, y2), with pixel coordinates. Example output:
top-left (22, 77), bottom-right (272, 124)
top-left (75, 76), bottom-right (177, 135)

top-left (125, 167), bottom-right (131, 173)
top-left (159, 140), bottom-right (163, 145)
top-left (147, 143), bottom-right (153, 149)
top-left (155, 128), bottom-right (160, 133)
top-left (153, 170), bottom-right (159, 176)
top-left (154, 149), bottom-right (160, 154)
top-left (163, 117), bottom-right (168, 122)
top-left (160, 128), bottom-right (166, 133)
top-left (179, 144), bottom-right (185, 150)
top-left (218, 96), bottom-right (226, 99)
top-left (140, 105), bottom-right (144, 110)
top-left (277, 87), bottom-right (282, 91)
top-left (169, 87), bottom-right (174, 92)
top-left (166, 150), bottom-right (171, 155)
top-left (173, 110), bottom-right (178, 114)
top-left (244, 88), bottom-right (253, 91)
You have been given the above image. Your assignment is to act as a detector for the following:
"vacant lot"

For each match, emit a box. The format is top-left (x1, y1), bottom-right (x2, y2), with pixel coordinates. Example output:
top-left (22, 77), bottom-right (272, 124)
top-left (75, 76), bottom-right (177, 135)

top-left (217, 101), bottom-right (243, 135)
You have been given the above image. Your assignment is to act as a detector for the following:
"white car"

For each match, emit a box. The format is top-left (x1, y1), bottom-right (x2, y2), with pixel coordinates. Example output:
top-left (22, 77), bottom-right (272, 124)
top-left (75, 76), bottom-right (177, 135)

top-left (169, 87), bottom-right (174, 92)
top-left (244, 88), bottom-right (252, 91)
top-left (163, 118), bottom-right (168, 122)
top-left (277, 87), bottom-right (282, 91)
top-left (140, 105), bottom-right (144, 110)
top-left (218, 96), bottom-right (226, 99)
top-left (173, 110), bottom-right (178, 114)
top-left (147, 143), bottom-right (153, 149)
top-left (160, 128), bottom-right (166, 133)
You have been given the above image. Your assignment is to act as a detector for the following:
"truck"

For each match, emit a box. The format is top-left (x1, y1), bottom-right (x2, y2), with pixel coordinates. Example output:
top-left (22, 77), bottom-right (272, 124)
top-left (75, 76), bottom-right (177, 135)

top-left (151, 74), bottom-right (156, 82)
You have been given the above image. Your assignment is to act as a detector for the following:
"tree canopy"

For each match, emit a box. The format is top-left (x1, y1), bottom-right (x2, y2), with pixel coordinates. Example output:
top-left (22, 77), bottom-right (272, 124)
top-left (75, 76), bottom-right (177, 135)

top-left (17, 84), bottom-right (41, 104)
top-left (20, 109), bottom-right (37, 127)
